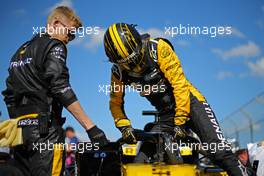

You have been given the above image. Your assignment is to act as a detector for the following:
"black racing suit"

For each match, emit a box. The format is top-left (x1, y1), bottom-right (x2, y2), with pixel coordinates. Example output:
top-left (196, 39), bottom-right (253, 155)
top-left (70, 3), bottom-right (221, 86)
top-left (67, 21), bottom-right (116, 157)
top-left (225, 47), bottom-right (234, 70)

top-left (109, 38), bottom-right (247, 176)
top-left (2, 33), bottom-right (77, 176)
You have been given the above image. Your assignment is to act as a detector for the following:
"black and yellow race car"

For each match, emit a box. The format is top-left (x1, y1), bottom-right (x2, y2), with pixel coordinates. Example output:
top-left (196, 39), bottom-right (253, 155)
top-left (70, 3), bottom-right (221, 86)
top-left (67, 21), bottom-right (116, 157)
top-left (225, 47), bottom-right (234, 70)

top-left (78, 111), bottom-right (228, 176)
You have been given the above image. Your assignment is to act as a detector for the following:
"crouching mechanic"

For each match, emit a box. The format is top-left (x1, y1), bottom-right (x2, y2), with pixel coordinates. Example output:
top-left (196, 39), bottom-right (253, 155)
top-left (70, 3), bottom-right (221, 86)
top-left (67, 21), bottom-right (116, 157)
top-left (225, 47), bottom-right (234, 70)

top-left (103, 23), bottom-right (248, 176)
top-left (1, 6), bottom-right (108, 176)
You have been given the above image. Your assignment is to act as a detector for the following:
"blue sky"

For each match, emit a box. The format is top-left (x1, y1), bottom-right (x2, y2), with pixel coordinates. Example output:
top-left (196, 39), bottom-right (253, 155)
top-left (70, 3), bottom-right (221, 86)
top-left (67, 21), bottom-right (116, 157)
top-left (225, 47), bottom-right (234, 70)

top-left (0, 0), bottom-right (264, 141)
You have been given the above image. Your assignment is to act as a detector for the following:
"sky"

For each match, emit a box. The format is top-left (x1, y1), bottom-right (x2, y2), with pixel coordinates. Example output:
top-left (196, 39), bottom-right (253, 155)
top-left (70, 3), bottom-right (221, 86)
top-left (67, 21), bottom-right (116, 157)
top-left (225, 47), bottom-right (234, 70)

top-left (0, 0), bottom-right (264, 141)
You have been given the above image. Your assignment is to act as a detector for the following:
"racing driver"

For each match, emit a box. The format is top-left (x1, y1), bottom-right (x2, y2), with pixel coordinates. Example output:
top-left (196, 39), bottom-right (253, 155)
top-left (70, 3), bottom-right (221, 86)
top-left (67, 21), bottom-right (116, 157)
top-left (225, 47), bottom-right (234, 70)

top-left (103, 22), bottom-right (249, 176)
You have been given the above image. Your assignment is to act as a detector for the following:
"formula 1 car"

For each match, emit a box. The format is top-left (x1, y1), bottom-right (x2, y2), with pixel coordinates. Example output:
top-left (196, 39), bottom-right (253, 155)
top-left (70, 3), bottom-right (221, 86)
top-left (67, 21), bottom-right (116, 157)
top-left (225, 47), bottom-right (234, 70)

top-left (78, 111), bottom-right (228, 176)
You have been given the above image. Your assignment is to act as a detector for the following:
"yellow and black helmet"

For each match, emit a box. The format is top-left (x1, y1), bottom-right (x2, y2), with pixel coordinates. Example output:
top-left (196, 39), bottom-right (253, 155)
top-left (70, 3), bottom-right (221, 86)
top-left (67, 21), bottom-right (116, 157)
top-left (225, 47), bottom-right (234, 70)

top-left (104, 23), bottom-right (143, 71)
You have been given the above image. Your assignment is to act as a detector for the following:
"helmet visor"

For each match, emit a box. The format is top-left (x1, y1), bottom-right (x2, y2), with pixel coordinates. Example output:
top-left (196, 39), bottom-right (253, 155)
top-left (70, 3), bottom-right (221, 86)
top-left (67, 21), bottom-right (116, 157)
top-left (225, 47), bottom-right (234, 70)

top-left (118, 47), bottom-right (146, 72)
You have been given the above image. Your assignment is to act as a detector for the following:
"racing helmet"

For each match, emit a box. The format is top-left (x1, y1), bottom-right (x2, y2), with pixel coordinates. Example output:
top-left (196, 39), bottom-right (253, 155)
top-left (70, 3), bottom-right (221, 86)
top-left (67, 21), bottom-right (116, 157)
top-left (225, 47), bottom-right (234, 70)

top-left (104, 23), bottom-right (145, 72)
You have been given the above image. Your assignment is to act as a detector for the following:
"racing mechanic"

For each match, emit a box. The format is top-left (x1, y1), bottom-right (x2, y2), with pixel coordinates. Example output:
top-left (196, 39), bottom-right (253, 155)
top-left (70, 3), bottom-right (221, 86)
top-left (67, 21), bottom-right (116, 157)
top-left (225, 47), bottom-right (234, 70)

top-left (103, 22), bottom-right (249, 176)
top-left (1, 6), bottom-right (108, 176)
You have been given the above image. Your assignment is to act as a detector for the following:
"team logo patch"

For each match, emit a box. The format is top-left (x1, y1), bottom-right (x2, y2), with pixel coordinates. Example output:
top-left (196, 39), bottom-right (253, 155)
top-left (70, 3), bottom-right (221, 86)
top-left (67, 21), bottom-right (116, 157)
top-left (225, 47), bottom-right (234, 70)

top-left (160, 46), bottom-right (171, 58)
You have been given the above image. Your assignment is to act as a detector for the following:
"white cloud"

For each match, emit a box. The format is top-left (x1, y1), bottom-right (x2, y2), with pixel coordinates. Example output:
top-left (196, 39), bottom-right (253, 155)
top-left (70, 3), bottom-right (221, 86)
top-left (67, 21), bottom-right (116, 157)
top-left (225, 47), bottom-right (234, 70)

top-left (247, 57), bottom-right (264, 77)
top-left (12, 9), bottom-right (26, 16)
top-left (238, 72), bottom-right (249, 78)
top-left (216, 71), bottom-right (234, 80)
top-left (230, 27), bottom-right (246, 38)
top-left (69, 37), bottom-right (85, 45)
top-left (84, 29), bottom-right (105, 50)
top-left (46, 0), bottom-right (73, 13)
top-left (256, 19), bottom-right (264, 30)
top-left (68, 28), bottom-right (105, 51)
top-left (139, 28), bottom-right (167, 38)
top-left (174, 40), bottom-right (190, 47)
top-left (212, 41), bottom-right (261, 60)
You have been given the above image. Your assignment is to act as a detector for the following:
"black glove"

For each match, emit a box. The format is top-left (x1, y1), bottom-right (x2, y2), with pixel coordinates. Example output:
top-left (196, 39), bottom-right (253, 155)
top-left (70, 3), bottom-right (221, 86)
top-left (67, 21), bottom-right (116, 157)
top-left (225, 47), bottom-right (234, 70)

top-left (118, 126), bottom-right (137, 144)
top-left (173, 125), bottom-right (187, 138)
top-left (87, 126), bottom-right (109, 148)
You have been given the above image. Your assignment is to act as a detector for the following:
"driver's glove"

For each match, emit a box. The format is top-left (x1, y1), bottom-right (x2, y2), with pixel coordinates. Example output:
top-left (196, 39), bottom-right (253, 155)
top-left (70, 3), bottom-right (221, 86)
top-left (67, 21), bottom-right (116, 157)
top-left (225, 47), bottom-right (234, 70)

top-left (87, 125), bottom-right (109, 148)
top-left (115, 119), bottom-right (137, 144)
top-left (173, 125), bottom-right (187, 138)
top-left (118, 126), bottom-right (137, 144)
top-left (173, 115), bottom-right (189, 138)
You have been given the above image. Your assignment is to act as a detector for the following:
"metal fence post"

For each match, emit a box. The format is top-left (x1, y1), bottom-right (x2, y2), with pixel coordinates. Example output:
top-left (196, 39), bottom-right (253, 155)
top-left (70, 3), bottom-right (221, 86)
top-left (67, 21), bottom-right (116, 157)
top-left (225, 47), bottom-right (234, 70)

top-left (240, 108), bottom-right (254, 143)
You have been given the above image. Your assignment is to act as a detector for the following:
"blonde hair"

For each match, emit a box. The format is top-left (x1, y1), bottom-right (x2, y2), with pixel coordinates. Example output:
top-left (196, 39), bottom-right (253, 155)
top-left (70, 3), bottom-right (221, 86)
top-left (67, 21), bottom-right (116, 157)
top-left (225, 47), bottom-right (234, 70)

top-left (47, 6), bottom-right (82, 28)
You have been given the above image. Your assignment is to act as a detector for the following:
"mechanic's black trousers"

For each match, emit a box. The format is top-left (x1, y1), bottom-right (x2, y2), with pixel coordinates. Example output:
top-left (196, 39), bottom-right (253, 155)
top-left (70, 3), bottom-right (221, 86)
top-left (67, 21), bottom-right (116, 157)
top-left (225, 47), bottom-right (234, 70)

top-left (188, 95), bottom-right (246, 176)
top-left (13, 124), bottom-right (65, 176)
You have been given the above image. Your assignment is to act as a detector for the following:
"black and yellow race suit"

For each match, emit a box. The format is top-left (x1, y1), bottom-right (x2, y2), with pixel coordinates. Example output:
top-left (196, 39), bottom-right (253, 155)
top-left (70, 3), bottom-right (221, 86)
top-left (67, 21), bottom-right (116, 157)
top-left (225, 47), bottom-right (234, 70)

top-left (110, 38), bottom-right (205, 126)
top-left (109, 38), bottom-right (247, 176)
top-left (1, 33), bottom-right (77, 176)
